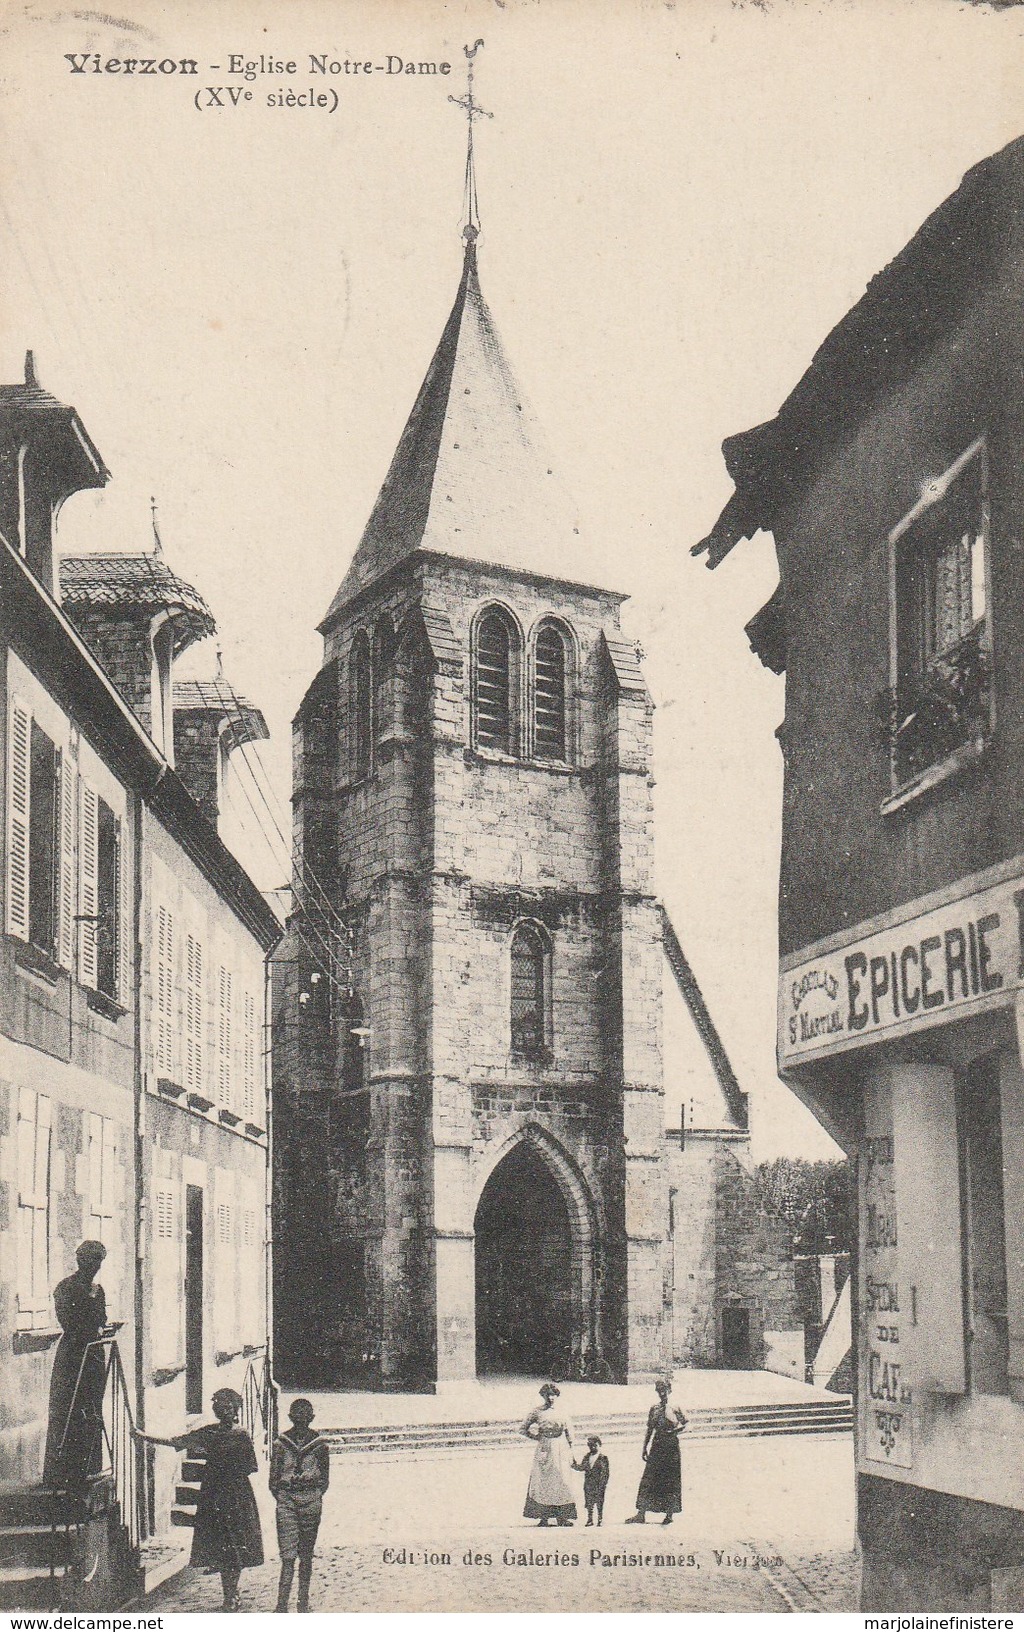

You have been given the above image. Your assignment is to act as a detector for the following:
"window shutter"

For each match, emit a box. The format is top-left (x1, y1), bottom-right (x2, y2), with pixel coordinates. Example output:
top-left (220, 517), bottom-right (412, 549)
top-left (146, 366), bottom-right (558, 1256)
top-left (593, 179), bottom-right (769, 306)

top-left (217, 966), bottom-right (232, 1108)
top-left (15, 1088), bottom-right (35, 1325)
top-left (56, 751), bottom-right (76, 969)
top-left (78, 780), bottom-right (99, 988)
top-left (185, 933), bottom-right (203, 1093)
top-left (32, 1094), bottom-right (51, 1325)
top-left (155, 905), bottom-right (175, 1075)
top-left (6, 697), bottom-right (30, 941)
top-left (891, 1063), bottom-right (966, 1394)
top-left (117, 817), bottom-right (132, 1006)
top-left (243, 991), bottom-right (256, 1121)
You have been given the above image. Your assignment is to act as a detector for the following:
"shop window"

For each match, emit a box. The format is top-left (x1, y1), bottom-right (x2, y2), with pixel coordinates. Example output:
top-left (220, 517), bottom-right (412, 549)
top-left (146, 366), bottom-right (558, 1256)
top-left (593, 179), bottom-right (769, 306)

top-left (510, 921), bottom-right (551, 1060)
top-left (474, 608), bottom-right (519, 757)
top-left (533, 620), bottom-right (571, 762)
top-left (886, 440), bottom-right (992, 789)
top-left (959, 1054), bottom-right (1009, 1396)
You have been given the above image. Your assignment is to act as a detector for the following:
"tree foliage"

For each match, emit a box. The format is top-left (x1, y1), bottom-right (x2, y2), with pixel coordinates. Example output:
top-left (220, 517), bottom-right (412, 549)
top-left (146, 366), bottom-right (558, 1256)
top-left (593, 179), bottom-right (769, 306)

top-left (756, 1156), bottom-right (855, 1255)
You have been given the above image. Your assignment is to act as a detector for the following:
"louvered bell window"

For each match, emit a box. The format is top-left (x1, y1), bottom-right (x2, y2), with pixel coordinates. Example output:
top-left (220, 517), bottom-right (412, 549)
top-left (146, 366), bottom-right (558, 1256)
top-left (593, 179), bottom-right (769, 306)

top-left (534, 622), bottom-right (567, 761)
top-left (475, 613), bottom-right (514, 755)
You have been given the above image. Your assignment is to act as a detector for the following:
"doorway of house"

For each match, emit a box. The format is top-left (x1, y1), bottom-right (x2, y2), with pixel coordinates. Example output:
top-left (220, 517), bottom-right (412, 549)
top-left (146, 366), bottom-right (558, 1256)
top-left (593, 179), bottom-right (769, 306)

top-left (185, 1185), bottom-right (204, 1414)
top-left (721, 1305), bottom-right (752, 1368)
top-left (475, 1142), bottom-right (573, 1377)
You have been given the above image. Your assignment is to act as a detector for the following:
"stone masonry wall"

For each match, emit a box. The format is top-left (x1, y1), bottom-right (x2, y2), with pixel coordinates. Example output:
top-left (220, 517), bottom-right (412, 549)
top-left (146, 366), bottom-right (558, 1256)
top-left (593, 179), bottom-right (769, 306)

top-left (303, 552), bottom-right (665, 1385)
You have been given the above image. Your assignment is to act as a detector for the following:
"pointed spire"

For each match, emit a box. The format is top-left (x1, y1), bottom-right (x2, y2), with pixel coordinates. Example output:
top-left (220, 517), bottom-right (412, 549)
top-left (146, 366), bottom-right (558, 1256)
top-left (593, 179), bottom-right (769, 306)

top-left (448, 40), bottom-right (492, 246)
top-left (150, 495), bottom-right (163, 558)
top-left (24, 350), bottom-right (38, 388)
top-left (215, 645), bottom-right (225, 679)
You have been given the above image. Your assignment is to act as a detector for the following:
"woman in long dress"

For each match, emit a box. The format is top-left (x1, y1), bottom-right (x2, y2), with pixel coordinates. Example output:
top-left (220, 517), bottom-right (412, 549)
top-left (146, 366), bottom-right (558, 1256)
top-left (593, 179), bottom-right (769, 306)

top-left (136, 1387), bottom-right (264, 1612)
top-left (520, 1382), bottom-right (577, 1527)
top-left (43, 1241), bottom-right (113, 1490)
top-left (625, 1378), bottom-right (686, 1525)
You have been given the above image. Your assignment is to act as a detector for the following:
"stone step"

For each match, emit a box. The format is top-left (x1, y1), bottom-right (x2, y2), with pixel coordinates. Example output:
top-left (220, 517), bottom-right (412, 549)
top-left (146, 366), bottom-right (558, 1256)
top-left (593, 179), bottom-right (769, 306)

top-left (0, 1563), bottom-right (62, 1611)
top-left (321, 1397), bottom-right (853, 1457)
top-left (0, 1488), bottom-right (74, 1528)
top-left (0, 1524), bottom-right (74, 1567)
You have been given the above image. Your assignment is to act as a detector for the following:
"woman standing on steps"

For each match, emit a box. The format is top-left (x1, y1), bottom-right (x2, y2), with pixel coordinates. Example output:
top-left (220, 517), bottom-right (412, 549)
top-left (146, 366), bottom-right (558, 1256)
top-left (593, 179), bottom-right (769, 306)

top-left (625, 1377), bottom-right (687, 1526)
top-left (135, 1387), bottom-right (264, 1612)
top-left (520, 1382), bottom-right (577, 1527)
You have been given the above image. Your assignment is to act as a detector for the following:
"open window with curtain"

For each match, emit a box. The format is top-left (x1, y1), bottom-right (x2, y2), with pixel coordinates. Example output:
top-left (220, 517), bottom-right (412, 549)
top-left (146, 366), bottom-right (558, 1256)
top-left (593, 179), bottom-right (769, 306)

top-left (533, 620), bottom-right (571, 762)
top-left (473, 609), bottom-right (518, 757)
top-left (510, 921), bottom-right (551, 1060)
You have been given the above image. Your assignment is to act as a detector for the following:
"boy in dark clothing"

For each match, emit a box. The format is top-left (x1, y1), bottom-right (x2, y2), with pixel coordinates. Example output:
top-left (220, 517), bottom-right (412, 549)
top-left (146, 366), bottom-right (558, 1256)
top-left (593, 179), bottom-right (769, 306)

top-left (270, 1398), bottom-right (330, 1612)
top-left (573, 1436), bottom-right (610, 1527)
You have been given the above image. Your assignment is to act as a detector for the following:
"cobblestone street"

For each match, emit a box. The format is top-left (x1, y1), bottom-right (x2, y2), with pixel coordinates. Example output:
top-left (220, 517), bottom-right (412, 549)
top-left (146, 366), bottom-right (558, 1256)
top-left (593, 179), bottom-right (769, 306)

top-left (148, 1431), bottom-right (857, 1613)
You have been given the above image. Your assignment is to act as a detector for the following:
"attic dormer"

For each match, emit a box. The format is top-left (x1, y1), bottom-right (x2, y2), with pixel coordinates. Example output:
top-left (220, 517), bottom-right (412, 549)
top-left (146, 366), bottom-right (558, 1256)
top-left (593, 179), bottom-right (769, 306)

top-left (59, 547), bottom-right (216, 758)
top-left (0, 352), bottom-right (108, 595)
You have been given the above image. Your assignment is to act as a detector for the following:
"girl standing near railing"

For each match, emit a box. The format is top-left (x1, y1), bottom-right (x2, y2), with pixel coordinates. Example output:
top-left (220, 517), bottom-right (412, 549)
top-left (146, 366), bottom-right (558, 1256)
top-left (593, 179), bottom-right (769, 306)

top-left (135, 1386), bottom-right (264, 1613)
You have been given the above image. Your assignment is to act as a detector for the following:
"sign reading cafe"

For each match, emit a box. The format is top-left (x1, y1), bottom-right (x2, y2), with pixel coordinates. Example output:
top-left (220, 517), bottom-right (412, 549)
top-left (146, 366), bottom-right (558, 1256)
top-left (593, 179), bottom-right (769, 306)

top-left (778, 857), bottom-right (1024, 1067)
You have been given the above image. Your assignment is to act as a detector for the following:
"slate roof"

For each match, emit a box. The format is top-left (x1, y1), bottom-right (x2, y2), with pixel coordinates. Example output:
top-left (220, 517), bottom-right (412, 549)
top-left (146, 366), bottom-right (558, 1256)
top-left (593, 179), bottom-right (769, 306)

top-left (694, 134), bottom-right (1024, 569)
top-left (661, 907), bottom-right (748, 1131)
top-left (59, 553), bottom-right (216, 652)
top-left (174, 678), bottom-right (268, 747)
top-left (320, 241), bottom-right (598, 629)
top-left (0, 358), bottom-right (109, 496)
top-left (601, 633), bottom-right (648, 697)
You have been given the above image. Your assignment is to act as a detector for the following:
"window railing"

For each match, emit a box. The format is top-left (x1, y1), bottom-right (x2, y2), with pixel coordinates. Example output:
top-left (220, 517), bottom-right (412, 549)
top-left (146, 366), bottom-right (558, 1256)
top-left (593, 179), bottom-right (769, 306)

top-left (878, 623), bottom-right (992, 789)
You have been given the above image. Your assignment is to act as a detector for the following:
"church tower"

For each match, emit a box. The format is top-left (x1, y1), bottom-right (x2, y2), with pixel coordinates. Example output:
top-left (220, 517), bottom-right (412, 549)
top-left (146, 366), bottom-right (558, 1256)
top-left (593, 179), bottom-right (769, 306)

top-left (275, 53), bottom-right (665, 1388)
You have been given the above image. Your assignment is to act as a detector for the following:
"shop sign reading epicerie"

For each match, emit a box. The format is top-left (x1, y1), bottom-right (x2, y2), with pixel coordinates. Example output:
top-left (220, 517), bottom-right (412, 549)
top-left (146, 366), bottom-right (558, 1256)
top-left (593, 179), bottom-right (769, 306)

top-left (778, 858), bottom-right (1024, 1067)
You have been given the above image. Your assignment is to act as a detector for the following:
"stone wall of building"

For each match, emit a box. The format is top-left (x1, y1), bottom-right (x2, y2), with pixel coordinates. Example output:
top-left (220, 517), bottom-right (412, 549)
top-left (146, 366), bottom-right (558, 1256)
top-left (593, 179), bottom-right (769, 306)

top-left (276, 548), bottom-right (666, 1387)
top-left (664, 1134), bottom-right (801, 1373)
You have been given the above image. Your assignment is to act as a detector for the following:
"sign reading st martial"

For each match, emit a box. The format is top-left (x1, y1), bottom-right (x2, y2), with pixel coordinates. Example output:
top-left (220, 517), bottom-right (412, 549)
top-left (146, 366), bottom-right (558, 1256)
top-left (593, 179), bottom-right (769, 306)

top-left (778, 855), bottom-right (1024, 1068)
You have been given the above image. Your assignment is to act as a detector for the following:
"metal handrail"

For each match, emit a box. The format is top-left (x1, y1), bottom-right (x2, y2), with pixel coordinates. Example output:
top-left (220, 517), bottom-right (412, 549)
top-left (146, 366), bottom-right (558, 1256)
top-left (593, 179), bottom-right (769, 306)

top-left (240, 1352), bottom-right (279, 1456)
top-left (55, 1337), bottom-right (149, 1550)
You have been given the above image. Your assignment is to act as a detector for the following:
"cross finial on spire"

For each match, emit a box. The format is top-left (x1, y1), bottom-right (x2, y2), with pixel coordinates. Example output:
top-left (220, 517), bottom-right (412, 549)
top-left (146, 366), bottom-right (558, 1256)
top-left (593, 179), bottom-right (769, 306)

top-left (150, 495), bottom-right (163, 558)
top-left (448, 39), bottom-right (492, 245)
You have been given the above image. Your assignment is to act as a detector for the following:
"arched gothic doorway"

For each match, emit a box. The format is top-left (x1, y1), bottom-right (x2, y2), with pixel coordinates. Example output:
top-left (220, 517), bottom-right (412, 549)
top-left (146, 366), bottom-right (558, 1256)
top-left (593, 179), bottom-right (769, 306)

top-left (474, 1140), bottom-right (575, 1377)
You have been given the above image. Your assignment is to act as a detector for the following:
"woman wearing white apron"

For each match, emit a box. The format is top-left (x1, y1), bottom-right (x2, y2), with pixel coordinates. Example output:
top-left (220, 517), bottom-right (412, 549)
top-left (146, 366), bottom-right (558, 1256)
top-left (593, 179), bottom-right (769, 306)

top-left (520, 1383), bottom-right (577, 1526)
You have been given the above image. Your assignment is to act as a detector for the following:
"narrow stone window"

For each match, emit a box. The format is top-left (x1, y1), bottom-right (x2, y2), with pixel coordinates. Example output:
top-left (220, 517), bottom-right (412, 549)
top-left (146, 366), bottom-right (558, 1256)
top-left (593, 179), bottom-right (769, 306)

top-left (373, 616), bottom-right (396, 743)
top-left (534, 621), bottom-right (568, 761)
top-left (350, 631), bottom-right (372, 779)
top-left (510, 922), bottom-right (550, 1059)
top-left (475, 611), bottom-right (515, 755)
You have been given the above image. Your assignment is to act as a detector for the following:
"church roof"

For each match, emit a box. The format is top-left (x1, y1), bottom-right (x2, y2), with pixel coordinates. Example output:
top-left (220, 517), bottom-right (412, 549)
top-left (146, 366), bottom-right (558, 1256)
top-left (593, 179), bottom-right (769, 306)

top-left (320, 241), bottom-right (596, 630)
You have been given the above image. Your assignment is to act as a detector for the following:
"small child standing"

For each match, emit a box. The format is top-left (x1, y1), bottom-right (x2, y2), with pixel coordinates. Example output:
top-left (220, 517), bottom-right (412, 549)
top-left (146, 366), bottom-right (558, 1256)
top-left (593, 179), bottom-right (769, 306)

top-left (573, 1435), bottom-right (610, 1527)
top-left (270, 1398), bottom-right (330, 1613)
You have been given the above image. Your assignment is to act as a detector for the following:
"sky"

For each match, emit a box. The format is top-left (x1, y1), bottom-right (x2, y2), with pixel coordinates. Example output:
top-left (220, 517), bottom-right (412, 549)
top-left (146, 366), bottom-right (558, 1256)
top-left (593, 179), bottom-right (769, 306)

top-left (2, 0), bottom-right (1023, 1161)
